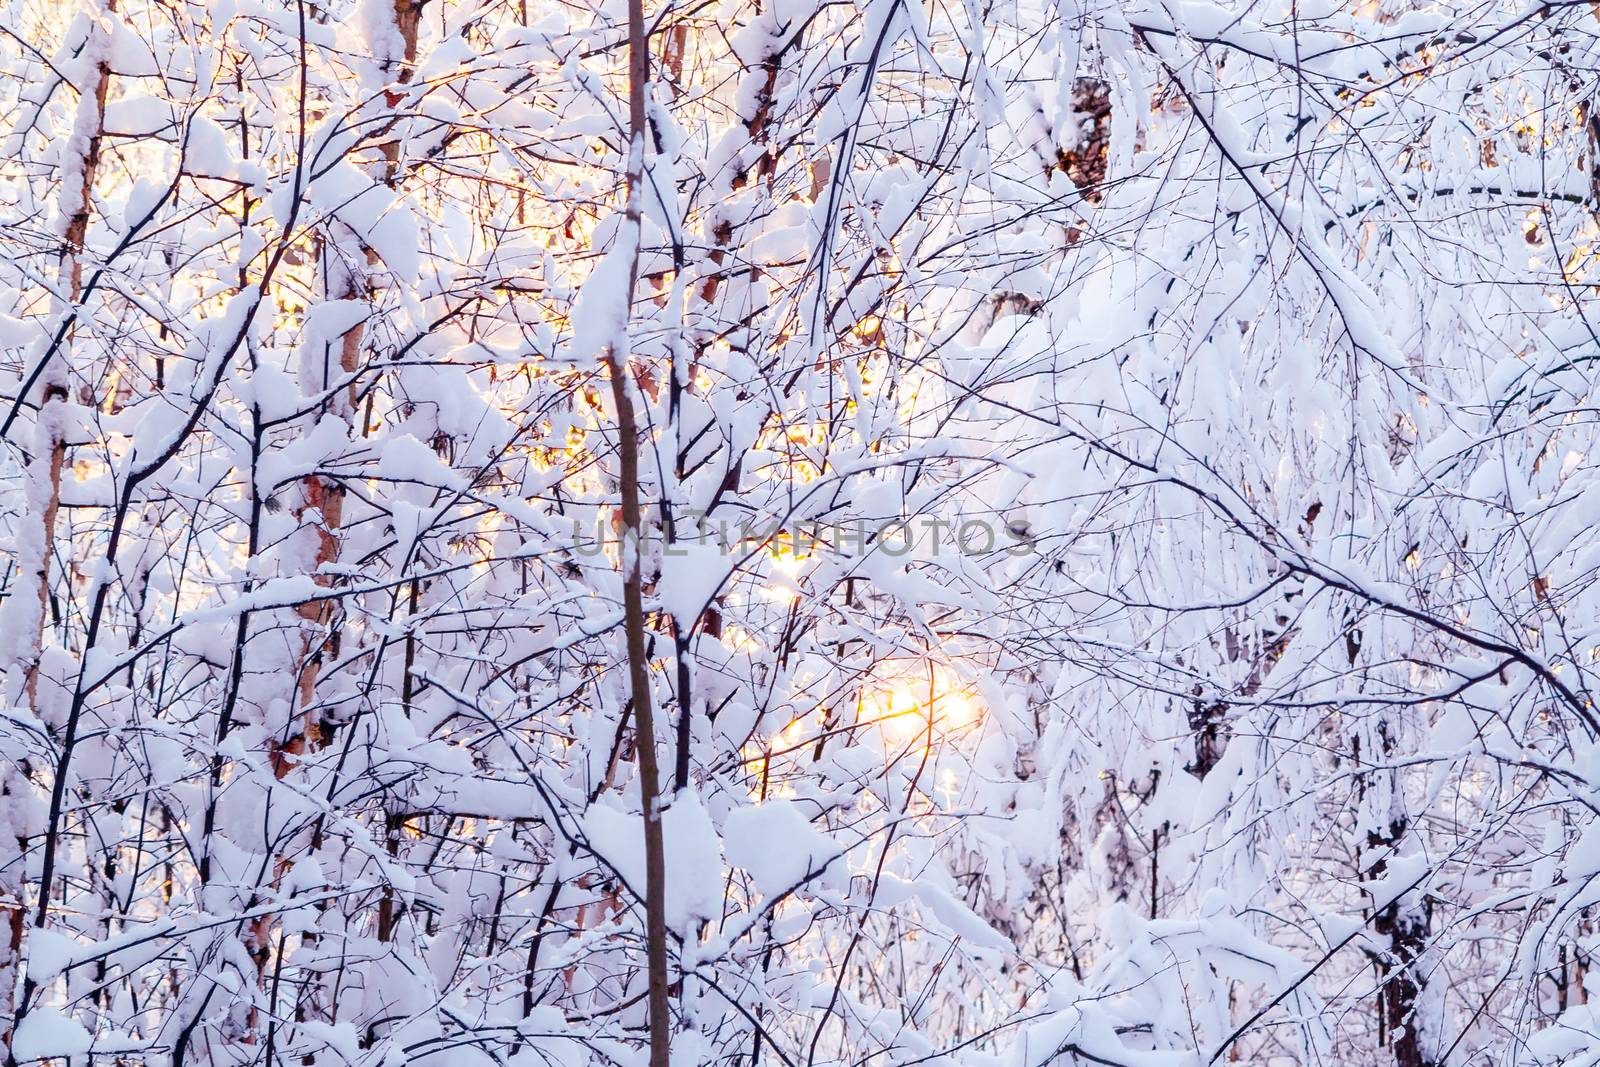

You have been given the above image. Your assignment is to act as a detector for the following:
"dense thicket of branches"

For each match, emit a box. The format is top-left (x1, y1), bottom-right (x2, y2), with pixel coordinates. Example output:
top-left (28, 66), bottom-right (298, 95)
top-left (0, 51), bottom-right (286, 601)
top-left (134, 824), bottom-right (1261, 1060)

top-left (4, 0), bottom-right (1600, 1064)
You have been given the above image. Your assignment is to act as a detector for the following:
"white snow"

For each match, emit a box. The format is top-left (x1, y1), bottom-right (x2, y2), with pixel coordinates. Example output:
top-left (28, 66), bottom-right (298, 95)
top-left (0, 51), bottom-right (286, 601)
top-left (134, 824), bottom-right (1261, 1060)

top-left (723, 800), bottom-right (840, 900)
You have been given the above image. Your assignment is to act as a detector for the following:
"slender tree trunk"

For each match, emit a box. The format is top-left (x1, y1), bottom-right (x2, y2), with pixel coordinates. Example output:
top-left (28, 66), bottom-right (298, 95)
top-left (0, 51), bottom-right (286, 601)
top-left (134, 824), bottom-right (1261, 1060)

top-left (19, 1), bottom-right (113, 708)
top-left (1369, 822), bottom-right (1434, 1067)
top-left (1361, 724), bottom-right (1436, 1067)
top-left (262, 3), bottom-right (423, 1047)
top-left (283, 0), bottom-right (418, 771)
top-left (606, 2), bottom-right (671, 1062)
top-left (0, 8), bottom-right (112, 1054)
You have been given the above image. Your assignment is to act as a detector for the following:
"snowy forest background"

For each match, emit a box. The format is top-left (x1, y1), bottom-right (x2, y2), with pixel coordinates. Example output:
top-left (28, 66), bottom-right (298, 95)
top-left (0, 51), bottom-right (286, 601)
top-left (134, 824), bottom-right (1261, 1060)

top-left (4, 0), bottom-right (1600, 1063)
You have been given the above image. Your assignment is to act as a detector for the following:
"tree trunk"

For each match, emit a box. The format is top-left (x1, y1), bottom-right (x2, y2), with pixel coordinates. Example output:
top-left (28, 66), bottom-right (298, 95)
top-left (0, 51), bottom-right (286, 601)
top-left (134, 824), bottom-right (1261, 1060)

top-left (0, 6), bottom-right (112, 1055)
top-left (607, 1), bottom-right (671, 1062)
top-left (1363, 723), bottom-right (1436, 1067)
top-left (1367, 809), bottom-right (1435, 1067)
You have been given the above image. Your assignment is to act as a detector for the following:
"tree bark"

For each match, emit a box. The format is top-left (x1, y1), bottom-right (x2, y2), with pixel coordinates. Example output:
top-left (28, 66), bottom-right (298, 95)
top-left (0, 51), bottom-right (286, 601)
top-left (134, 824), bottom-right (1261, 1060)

top-left (1, 7), bottom-right (112, 1055)
top-left (19, 3), bottom-right (113, 708)
top-left (1367, 806), bottom-right (1435, 1067)
top-left (606, 1), bottom-right (671, 1062)
top-left (1362, 725), bottom-right (1436, 1067)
